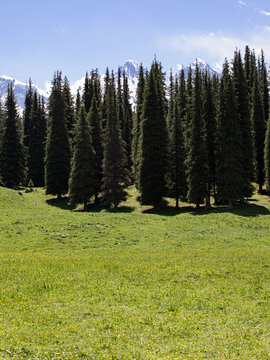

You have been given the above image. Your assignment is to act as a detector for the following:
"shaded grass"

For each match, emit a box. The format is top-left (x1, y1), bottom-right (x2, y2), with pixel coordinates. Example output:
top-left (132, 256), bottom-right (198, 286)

top-left (0, 186), bottom-right (269, 359)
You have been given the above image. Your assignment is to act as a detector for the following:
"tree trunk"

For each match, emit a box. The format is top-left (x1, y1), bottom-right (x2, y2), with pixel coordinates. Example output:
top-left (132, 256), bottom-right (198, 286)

top-left (83, 200), bottom-right (88, 212)
top-left (205, 194), bottom-right (211, 210)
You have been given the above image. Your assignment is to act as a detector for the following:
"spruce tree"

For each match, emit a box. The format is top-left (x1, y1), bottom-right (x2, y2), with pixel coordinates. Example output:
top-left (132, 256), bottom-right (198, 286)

top-left (131, 63), bottom-right (144, 187)
top-left (186, 62), bottom-right (207, 209)
top-left (101, 72), bottom-right (129, 208)
top-left (122, 71), bottom-right (133, 172)
top-left (23, 80), bottom-right (33, 151)
top-left (63, 76), bottom-right (75, 142)
top-left (232, 50), bottom-right (254, 199)
top-left (75, 90), bottom-right (81, 117)
top-left (168, 75), bottom-right (186, 208)
top-left (258, 50), bottom-right (269, 127)
top-left (88, 94), bottom-right (103, 203)
top-left (0, 85), bottom-right (25, 187)
top-left (251, 68), bottom-right (265, 191)
top-left (69, 105), bottom-right (95, 211)
top-left (202, 71), bottom-right (216, 207)
top-left (265, 114), bottom-right (270, 192)
top-left (82, 72), bottom-right (92, 113)
top-left (216, 60), bottom-right (244, 207)
top-left (45, 72), bottom-right (71, 198)
top-left (28, 93), bottom-right (47, 187)
top-left (139, 61), bottom-right (168, 207)
top-left (0, 100), bottom-right (4, 138)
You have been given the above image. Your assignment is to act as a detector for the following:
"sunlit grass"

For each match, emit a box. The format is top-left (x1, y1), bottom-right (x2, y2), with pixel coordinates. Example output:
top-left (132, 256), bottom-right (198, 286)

top-left (0, 186), bottom-right (269, 359)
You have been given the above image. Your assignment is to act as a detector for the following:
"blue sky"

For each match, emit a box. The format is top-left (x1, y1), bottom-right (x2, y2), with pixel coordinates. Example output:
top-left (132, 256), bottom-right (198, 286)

top-left (1, 0), bottom-right (269, 89)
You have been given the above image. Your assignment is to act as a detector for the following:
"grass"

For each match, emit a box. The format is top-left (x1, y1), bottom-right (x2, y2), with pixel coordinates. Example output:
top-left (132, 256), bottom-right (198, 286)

top-left (0, 186), bottom-right (269, 359)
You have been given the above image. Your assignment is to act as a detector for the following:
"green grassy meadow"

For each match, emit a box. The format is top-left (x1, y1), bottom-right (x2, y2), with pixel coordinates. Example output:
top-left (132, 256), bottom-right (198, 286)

top-left (0, 186), bottom-right (269, 359)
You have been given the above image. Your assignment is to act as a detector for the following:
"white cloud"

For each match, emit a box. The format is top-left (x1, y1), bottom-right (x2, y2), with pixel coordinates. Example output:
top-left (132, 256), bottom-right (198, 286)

top-left (238, 0), bottom-right (247, 7)
top-left (264, 26), bottom-right (270, 31)
top-left (260, 10), bottom-right (270, 16)
top-left (157, 31), bottom-right (270, 70)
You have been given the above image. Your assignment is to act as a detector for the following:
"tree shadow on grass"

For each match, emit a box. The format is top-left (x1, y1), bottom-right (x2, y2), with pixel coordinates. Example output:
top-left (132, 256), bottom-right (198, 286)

top-left (46, 197), bottom-right (135, 213)
top-left (143, 203), bottom-right (269, 218)
top-left (77, 203), bottom-right (135, 213)
top-left (46, 196), bottom-right (77, 211)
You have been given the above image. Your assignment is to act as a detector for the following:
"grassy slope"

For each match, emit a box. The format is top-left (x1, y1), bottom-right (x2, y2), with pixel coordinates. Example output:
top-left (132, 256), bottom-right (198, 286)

top-left (0, 186), bottom-right (269, 359)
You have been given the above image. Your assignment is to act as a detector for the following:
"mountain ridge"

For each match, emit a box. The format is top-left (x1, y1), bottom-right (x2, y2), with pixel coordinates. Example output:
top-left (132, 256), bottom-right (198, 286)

top-left (0, 59), bottom-right (220, 113)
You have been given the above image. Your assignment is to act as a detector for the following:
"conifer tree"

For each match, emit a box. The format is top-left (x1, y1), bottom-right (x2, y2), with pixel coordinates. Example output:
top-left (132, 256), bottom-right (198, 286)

top-left (265, 114), bottom-right (270, 192)
top-left (251, 68), bottom-right (265, 191)
top-left (232, 50), bottom-right (254, 198)
top-left (101, 72), bottom-right (129, 208)
top-left (258, 50), bottom-right (269, 127)
top-left (132, 63), bottom-right (144, 186)
top-left (88, 94), bottom-right (103, 203)
top-left (101, 67), bottom-right (110, 129)
top-left (75, 90), bottom-right (81, 117)
top-left (23, 80), bottom-right (33, 151)
top-left (45, 72), bottom-right (71, 198)
top-left (122, 71), bottom-right (133, 172)
top-left (0, 100), bottom-right (4, 138)
top-left (186, 63), bottom-right (207, 208)
top-left (91, 69), bottom-right (102, 108)
top-left (69, 105), bottom-right (95, 211)
top-left (183, 65), bottom-right (193, 150)
top-left (202, 71), bottom-right (216, 207)
top-left (82, 72), bottom-right (92, 113)
top-left (216, 60), bottom-right (243, 207)
top-left (0, 85), bottom-right (25, 187)
top-left (139, 61), bottom-right (168, 207)
top-left (28, 93), bottom-right (47, 187)
top-left (168, 75), bottom-right (186, 208)
top-left (63, 76), bottom-right (75, 141)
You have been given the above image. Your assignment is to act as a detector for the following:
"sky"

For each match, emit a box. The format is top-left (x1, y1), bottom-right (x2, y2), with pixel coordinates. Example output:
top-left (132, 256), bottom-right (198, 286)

top-left (0, 0), bottom-right (270, 90)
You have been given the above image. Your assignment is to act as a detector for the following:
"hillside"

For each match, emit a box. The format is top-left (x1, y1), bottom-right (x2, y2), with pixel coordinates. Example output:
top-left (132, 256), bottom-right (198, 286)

top-left (0, 186), bottom-right (269, 359)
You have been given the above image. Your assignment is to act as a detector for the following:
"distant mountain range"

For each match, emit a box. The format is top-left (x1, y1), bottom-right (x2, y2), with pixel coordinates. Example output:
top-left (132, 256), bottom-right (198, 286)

top-left (0, 59), bottom-right (220, 114)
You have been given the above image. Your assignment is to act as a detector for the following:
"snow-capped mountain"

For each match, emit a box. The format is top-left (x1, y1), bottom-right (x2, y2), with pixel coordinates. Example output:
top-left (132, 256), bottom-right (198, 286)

top-left (69, 60), bottom-right (140, 106)
top-left (0, 75), bottom-right (49, 114)
top-left (177, 58), bottom-right (219, 78)
top-left (0, 59), bottom-right (219, 113)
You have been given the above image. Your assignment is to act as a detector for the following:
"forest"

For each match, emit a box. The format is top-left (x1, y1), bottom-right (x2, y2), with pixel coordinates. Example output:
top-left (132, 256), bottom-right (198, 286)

top-left (0, 45), bottom-right (269, 211)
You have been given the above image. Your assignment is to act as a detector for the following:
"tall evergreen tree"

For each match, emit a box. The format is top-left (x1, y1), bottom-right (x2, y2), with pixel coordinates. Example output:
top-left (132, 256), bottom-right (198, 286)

top-left (28, 93), bottom-right (47, 186)
top-left (132, 63), bottom-right (144, 186)
top-left (186, 63), bottom-right (207, 209)
top-left (69, 105), bottom-right (95, 211)
top-left (258, 50), bottom-right (269, 127)
top-left (63, 76), bottom-right (75, 142)
top-left (0, 85), bottom-right (25, 187)
top-left (265, 113), bottom-right (270, 192)
top-left (202, 71), bottom-right (216, 207)
top-left (232, 50), bottom-right (254, 198)
top-left (75, 90), bottom-right (81, 117)
top-left (82, 72), bottom-right (92, 113)
top-left (101, 67), bottom-right (110, 129)
top-left (167, 75), bottom-right (186, 208)
top-left (0, 100), bottom-right (4, 138)
top-left (23, 80), bottom-right (33, 151)
top-left (122, 71), bottom-right (133, 172)
top-left (216, 60), bottom-right (244, 206)
top-left (139, 60), bottom-right (168, 207)
top-left (45, 72), bottom-right (71, 198)
top-left (101, 72), bottom-right (129, 208)
top-left (88, 94), bottom-right (103, 203)
top-left (251, 68), bottom-right (265, 191)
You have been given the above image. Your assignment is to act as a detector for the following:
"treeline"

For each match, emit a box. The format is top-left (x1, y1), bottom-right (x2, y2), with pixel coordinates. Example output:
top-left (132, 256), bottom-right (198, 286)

top-left (0, 45), bottom-right (269, 209)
